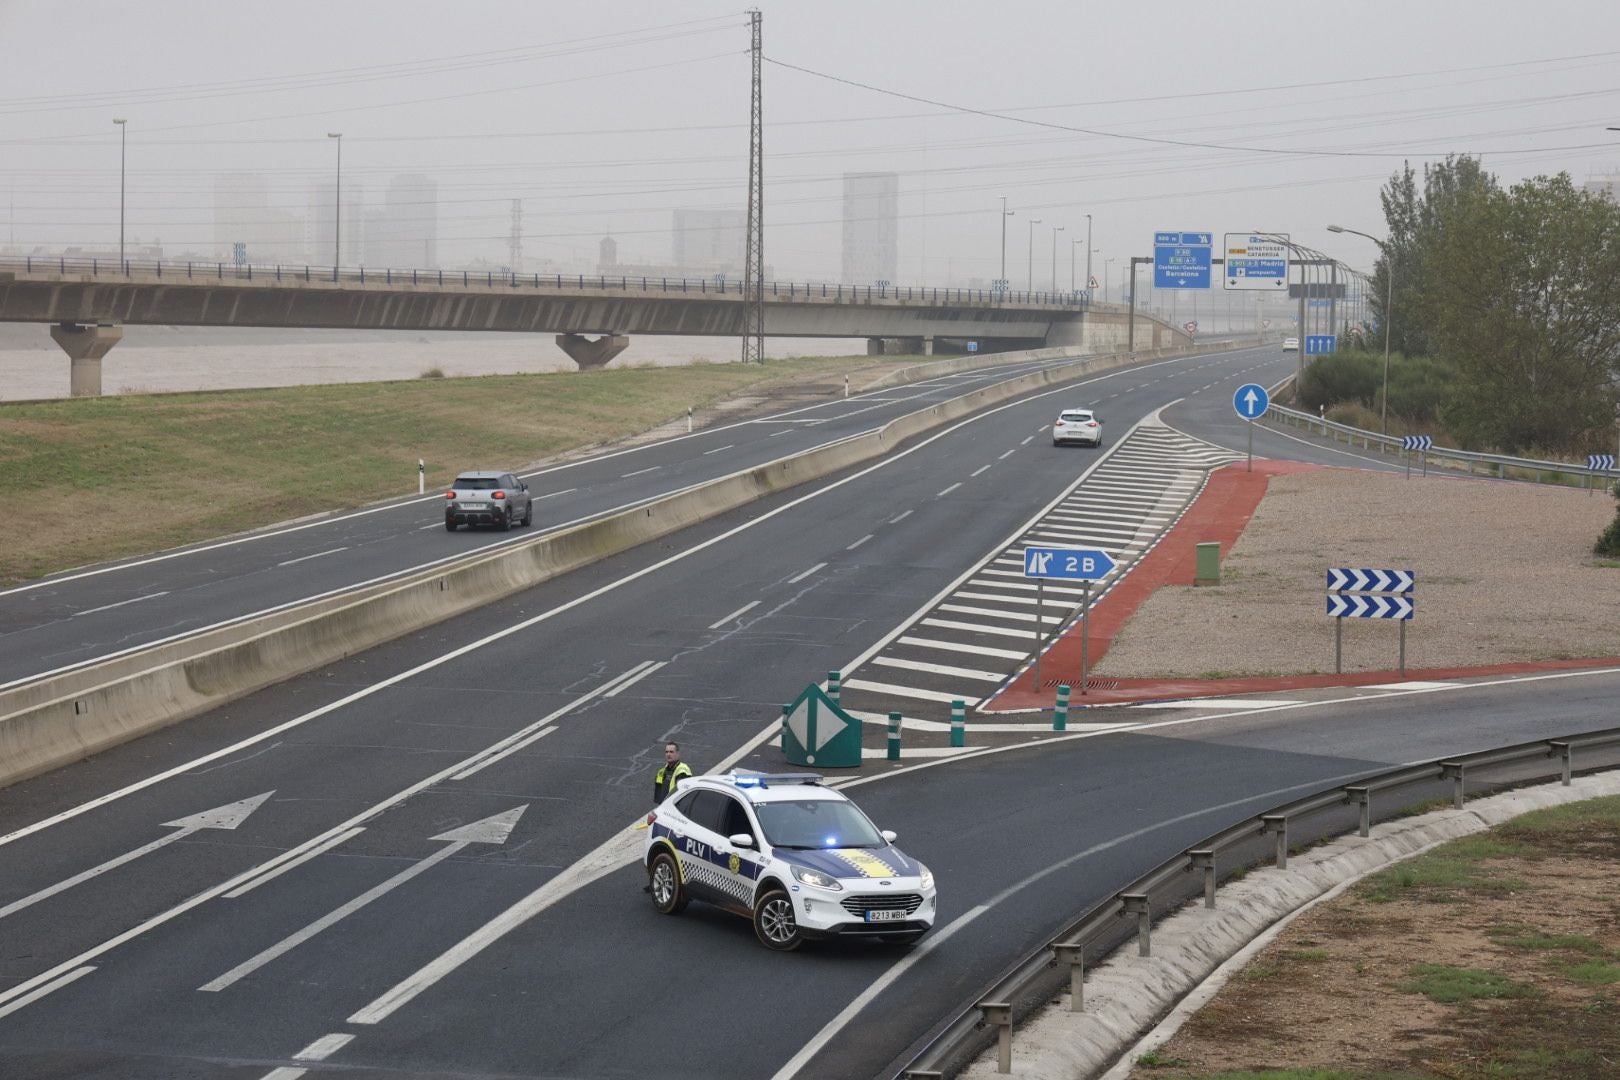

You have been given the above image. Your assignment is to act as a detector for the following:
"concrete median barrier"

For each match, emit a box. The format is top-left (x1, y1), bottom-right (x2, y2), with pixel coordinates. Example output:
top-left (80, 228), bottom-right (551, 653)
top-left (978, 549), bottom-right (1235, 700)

top-left (0, 341), bottom-right (1239, 789)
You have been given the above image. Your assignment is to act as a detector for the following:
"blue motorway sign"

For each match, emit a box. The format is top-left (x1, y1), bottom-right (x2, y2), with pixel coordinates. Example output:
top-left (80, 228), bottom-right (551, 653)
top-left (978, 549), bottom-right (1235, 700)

top-left (1232, 382), bottom-right (1270, 420)
top-left (1223, 233), bottom-right (1290, 291)
top-left (1023, 545), bottom-right (1116, 581)
top-left (1153, 231), bottom-right (1212, 289)
top-left (1305, 334), bottom-right (1336, 355)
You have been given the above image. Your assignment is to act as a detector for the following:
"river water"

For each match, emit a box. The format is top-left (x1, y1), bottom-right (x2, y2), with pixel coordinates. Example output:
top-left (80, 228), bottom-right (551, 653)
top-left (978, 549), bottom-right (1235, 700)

top-left (0, 324), bottom-right (868, 401)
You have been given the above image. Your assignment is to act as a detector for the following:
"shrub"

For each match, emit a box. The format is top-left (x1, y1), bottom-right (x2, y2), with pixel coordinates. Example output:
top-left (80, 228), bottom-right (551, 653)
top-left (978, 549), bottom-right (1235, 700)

top-left (1596, 482), bottom-right (1620, 558)
top-left (419, 367), bottom-right (445, 379)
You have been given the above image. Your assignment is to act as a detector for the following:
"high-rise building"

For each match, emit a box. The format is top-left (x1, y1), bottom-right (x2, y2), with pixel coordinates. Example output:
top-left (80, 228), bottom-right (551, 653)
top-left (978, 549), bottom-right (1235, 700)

top-left (672, 208), bottom-right (745, 274)
top-left (307, 179), bottom-right (364, 267)
top-left (842, 172), bottom-right (899, 286)
top-left (214, 174), bottom-right (301, 264)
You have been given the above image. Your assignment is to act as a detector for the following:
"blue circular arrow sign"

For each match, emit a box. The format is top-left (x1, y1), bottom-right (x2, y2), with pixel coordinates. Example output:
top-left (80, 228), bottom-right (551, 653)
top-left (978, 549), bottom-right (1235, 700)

top-left (1233, 383), bottom-right (1270, 420)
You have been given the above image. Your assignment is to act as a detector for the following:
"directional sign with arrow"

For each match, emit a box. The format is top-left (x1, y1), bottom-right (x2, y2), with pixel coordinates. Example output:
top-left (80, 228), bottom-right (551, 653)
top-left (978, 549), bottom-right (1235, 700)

top-left (1022, 545), bottom-right (1116, 581)
top-left (1233, 383), bottom-right (1270, 420)
top-left (0, 792), bottom-right (274, 922)
top-left (1327, 594), bottom-right (1414, 620)
top-left (1327, 568), bottom-right (1415, 594)
top-left (781, 683), bottom-right (861, 769)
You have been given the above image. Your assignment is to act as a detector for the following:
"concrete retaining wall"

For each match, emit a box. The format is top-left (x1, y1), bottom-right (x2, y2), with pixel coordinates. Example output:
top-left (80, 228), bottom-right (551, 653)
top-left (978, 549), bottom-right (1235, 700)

top-left (0, 340), bottom-right (1240, 789)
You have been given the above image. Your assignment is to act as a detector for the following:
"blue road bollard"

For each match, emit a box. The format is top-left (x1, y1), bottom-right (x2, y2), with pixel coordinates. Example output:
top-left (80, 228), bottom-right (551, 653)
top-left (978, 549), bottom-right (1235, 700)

top-left (1054, 684), bottom-right (1071, 731)
top-left (950, 700), bottom-right (966, 748)
top-left (827, 670), bottom-right (841, 703)
top-left (887, 712), bottom-right (902, 761)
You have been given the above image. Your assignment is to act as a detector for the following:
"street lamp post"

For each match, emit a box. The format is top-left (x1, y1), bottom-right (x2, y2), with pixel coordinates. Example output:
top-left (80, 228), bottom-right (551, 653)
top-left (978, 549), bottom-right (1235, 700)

top-left (112, 118), bottom-right (126, 268)
top-left (1070, 237), bottom-right (1082, 294)
top-left (1026, 218), bottom-right (1041, 294)
top-left (327, 132), bottom-right (343, 267)
top-left (1328, 224), bottom-right (1394, 434)
top-left (1084, 214), bottom-right (1093, 300)
top-left (999, 196), bottom-right (1015, 296)
top-left (1050, 224), bottom-right (1064, 294)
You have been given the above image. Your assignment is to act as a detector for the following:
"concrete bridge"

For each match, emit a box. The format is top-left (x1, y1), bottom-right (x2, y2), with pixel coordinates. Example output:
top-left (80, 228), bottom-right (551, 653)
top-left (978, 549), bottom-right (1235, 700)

top-left (0, 256), bottom-right (1190, 395)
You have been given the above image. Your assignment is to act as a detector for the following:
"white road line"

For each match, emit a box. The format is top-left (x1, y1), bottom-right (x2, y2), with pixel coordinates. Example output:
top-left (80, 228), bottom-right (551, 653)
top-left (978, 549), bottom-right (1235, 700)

top-left (846, 534), bottom-right (874, 551)
top-left (920, 617), bottom-right (1038, 639)
top-left (769, 429), bottom-right (793, 436)
top-left (708, 601), bottom-right (760, 629)
top-left (970, 464), bottom-right (992, 477)
top-left (294, 1033), bottom-right (354, 1062)
top-left (225, 827), bottom-right (367, 899)
top-left (417, 523), bottom-right (440, 530)
top-left (936, 482), bottom-right (962, 497)
top-left (602, 662), bottom-right (667, 698)
top-left (73, 591), bottom-right (169, 617)
top-left (450, 727), bottom-right (556, 780)
top-left (999, 448), bottom-right (1017, 460)
top-left (938, 603), bottom-right (1066, 624)
top-left (870, 656), bottom-right (1006, 682)
top-left (896, 636), bottom-right (1029, 660)
top-left (621, 466), bottom-right (661, 478)
top-left (0, 966), bottom-right (95, 1021)
top-left (788, 562), bottom-right (827, 584)
top-left (842, 679), bottom-right (982, 705)
top-left (530, 488), bottom-right (576, 500)
top-left (701, 444), bottom-right (735, 455)
top-left (889, 510), bottom-right (913, 524)
top-left (277, 548), bottom-right (348, 568)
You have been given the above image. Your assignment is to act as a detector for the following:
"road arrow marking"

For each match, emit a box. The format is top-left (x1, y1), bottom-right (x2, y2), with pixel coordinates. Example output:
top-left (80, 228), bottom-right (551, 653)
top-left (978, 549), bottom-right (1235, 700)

top-left (200, 805), bottom-right (528, 993)
top-left (0, 792), bottom-right (273, 922)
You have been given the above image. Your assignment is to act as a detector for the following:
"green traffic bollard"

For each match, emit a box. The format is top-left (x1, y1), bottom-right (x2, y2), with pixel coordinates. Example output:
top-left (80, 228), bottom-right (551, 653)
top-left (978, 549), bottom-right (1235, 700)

top-left (1054, 684), bottom-right (1070, 731)
top-left (887, 712), bottom-right (902, 761)
top-left (950, 699), bottom-right (965, 748)
top-left (827, 670), bottom-right (841, 703)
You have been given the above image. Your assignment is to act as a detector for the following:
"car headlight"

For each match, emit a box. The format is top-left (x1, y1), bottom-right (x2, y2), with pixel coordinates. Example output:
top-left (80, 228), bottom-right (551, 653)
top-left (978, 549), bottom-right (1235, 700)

top-left (919, 866), bottom-right (934, 891)
top-left (791, 865), bottom-right (843, 891)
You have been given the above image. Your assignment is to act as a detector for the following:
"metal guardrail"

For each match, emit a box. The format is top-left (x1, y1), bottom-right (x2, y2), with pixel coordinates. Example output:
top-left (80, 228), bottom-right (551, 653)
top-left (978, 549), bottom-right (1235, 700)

top-left (0, 254), bottom-right (1096, 310)
top-left (895, 726), bottom-right (1620, 1079)
top-left (1262, 402), bottom-right (1620, 488)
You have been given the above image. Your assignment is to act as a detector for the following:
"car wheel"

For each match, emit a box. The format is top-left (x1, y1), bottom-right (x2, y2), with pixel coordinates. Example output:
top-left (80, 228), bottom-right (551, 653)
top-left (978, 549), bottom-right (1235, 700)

top-left (521, 502), bottom-right (533, 527)
top-left (445, 519), bottom-right (457, 532)
top-left (499, 508), bottom-right (512, 532)
top-left (648, 852), bottom-right (687, 915)
top-left (753, 887), bottom-right (803, 951)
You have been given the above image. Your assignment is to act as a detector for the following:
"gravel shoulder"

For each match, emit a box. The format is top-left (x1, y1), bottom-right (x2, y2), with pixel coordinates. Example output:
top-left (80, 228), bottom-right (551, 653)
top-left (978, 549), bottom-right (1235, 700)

top-left (1095, 467), bottom-right (1620, 679)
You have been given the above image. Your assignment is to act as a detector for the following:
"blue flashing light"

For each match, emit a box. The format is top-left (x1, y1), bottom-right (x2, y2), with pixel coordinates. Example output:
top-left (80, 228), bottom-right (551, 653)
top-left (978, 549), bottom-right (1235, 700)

top-left (823, 835), bottom-right (840, 847)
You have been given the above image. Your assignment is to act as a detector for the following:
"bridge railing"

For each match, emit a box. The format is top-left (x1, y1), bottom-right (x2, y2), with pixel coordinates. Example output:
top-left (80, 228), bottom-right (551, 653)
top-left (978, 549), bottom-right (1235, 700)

top-left (0, 254), bottom-right (1101, 311)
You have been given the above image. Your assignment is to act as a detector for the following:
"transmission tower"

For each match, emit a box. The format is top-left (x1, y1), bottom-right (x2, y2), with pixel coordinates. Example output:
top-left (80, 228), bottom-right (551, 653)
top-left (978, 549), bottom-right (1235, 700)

top-left (741, 9), bottom-right (765, 364)
top-left (508, 199), bottom-right (523, 273)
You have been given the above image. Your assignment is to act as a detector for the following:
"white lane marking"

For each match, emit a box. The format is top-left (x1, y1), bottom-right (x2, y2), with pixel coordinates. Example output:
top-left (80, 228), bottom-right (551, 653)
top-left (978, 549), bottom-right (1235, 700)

top-left (417, 523), bottom-right (440, 531)
top-left (938, 603), bottom-right (1065, 624)
top-left (889, 510), bottom-right (913, 524)
top-left (621, 466), bottom-right (661, 478)
top-left (788, 562), bottom-right (827, 584)
top-left (277, 548), bottom-right (348, 568)
top-left (767, 907), bottom-right (991, 1080)
top-left (708, 601), bottom-right (760, 629)
top-left (602, 661), bottom-right (667, 699)
top-left (846, 534), bottom-right (874, 551)
top-left (920, 617), bottom-right (1037, 640)
top-left (998, 448), bottom-right (1017, 460)
top-left (701, 444), bottom-right (735, 455)
top-left (769, 430), bottom-right (793, 436)
top-left (294, 1033), bottom-right (354, 1061)
top-left (970, 465), bottom-right (992, 477)
top-left (870, 656), bottom-right (1005, 682)
top-left (74, 591), bottom-right (169, 616)
top-left (450, 727), bottom-right (556, 781)
top-left (225, 827), bottom-right (367, 899)
top-left (936, 482), bottom-right (962, 497)
top-left (0, 966), bottom-right (95, 1021)
top-left (1363, 680), bottom-right (1454, 690)
top-left (1146, 698), bottom-right (1306, 710)
top-left (842, 679), bottom-right (981, 705)
top-left (896, 636), bottom-right (1029, 660)
top-left (530, 488), bottom-right (576, 500)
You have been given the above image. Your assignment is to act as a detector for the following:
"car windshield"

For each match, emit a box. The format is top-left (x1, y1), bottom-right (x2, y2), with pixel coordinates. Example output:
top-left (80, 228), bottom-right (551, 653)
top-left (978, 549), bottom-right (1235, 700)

top-left (1059, 412), bottom-right (1092, 423)
top-left (454, 477), bottom-right (501, 490)
top-left (753, 798), bottom-right (885, 849)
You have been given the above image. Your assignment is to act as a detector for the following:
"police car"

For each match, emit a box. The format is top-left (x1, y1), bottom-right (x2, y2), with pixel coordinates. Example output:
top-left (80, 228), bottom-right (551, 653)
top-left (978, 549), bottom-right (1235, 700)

top-left (644, 772), bottom-right (937, 951)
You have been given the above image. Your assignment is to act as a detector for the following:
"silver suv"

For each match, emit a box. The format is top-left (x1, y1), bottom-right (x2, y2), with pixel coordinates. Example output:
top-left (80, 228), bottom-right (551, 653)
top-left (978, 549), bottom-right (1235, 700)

top-left (444, 471), bottom-right (532, 531)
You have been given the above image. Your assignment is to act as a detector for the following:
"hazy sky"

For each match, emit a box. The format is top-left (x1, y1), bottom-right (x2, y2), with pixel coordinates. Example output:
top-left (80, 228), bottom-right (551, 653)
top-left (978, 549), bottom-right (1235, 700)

top-left (4, 0), bottom-right (1619, 295)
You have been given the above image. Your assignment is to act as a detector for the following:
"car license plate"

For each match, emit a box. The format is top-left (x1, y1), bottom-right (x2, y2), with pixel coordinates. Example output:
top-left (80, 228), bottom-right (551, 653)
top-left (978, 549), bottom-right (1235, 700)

top-left (460, 502), bottom-right (487, 510)
top-left (865, 908), bottom-right (905, 923)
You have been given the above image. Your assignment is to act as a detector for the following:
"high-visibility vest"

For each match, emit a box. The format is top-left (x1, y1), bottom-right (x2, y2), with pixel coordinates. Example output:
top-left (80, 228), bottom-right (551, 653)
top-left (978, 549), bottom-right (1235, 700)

top-left (654, 761), bottom-right (692, 803)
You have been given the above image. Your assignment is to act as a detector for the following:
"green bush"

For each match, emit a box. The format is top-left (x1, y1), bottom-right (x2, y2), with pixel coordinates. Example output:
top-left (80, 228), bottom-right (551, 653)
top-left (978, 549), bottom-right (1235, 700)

top-left (1297, 349), bottom-right (1456, 429)
top-left (1596, 482), bottom-right (1620, 558)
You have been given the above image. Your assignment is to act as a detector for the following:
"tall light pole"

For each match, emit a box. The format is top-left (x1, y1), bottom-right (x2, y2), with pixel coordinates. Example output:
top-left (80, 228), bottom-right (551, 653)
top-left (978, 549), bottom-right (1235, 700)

top-left (112, 118), bottom-right (126, 268)
top-left (998, 196), bottom-right (1015, 295)
top-left (1328, 223), bottom-right (1394, 434)
top-left (1103, 257), bottom-right (1116, 303)
top-left (1049, 224), bottom-right (1065, 293)
top-left (1070, 237), bottom-right (1083, 293)
top-left (1026, 217), bottom-right (1041, 293)
top-left (1084, 213), bottom-right (1093, 299)
top-left (327, 132), bottom-right (343, 267)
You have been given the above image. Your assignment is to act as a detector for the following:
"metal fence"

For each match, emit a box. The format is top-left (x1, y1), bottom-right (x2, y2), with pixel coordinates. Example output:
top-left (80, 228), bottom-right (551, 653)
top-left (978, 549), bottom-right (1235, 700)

top-left (896, 726), bottom-right (1620, 1079)
top-left (1262, 402), bottom-right (1620, 488)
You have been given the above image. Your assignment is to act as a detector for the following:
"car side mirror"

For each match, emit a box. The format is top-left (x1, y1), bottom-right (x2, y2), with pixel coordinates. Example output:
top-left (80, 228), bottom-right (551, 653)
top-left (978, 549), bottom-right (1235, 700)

top-left (880, 829), bottom-right (897, 844)
top-left (729, 833), bottom-right (755, 849)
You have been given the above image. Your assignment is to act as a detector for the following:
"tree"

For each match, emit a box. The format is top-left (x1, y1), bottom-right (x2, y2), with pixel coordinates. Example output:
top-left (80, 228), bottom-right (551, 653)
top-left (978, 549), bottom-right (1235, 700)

top-left (1418, 174), bottom-right (1620, 455)
top-left (1376, 156), bottom-right (1495, 359)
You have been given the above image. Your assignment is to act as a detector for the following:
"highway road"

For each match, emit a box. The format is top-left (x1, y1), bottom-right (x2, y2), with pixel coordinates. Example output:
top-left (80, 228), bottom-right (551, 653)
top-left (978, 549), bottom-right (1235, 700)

top-left (6, 342), bottom-right (1610, 1080)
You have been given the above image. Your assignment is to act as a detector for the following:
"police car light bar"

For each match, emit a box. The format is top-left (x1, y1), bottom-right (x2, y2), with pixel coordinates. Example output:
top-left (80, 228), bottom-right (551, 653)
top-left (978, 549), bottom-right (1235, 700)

top-left (725, 771), bottom-right (824, 788)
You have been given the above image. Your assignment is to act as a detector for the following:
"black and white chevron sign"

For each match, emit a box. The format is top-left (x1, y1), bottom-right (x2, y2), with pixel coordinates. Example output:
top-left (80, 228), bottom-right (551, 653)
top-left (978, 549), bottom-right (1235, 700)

top-left (1590, 454), bottom-right (1616, 471)
top-left (1327, 593), bottom-right (1414, 620)
top-left (1400, 435), bottom-right (1433, 451)
top-left (1326, 568), bottom-right (1415, 594)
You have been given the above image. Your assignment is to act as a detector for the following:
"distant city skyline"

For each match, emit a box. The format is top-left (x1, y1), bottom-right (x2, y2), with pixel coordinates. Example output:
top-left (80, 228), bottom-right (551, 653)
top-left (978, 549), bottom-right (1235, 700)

top-left (842, 172), bottom-right (898, 286)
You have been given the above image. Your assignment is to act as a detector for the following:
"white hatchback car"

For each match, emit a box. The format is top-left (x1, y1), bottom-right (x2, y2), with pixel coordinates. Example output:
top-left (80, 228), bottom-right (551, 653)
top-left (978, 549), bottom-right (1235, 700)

top-left (1052, 408), bottom-right (1104, 447)
top-left (644, 772), bottom-right (937, 951)
top-left (1282, 336), bottom-right (1300, 351)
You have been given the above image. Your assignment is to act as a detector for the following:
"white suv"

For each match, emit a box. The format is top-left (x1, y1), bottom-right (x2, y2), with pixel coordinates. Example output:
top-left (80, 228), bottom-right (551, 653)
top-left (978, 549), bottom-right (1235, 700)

top-left (644, 772), bottom-right (937, 951)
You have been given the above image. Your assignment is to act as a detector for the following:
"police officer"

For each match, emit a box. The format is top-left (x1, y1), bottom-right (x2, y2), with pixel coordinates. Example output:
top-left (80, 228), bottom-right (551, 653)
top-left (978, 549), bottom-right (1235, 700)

top-left (653, 741), bottom-right (693, 805)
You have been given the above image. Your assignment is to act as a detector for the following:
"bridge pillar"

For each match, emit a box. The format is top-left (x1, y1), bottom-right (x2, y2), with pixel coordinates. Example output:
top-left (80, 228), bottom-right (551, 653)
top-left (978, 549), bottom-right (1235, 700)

top-left (922, 336), bottom-right (934, 356)
top-left (866, 337), bottom-right (886, 356)
top-left (50, 322), bottom-right (123, 397)
top-left (554, 333), bottom-right (629, 370)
